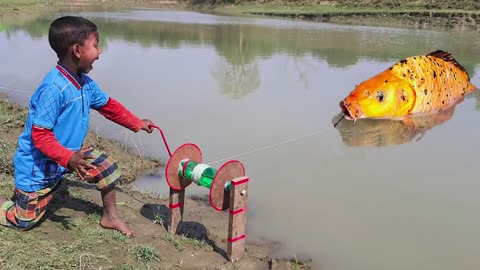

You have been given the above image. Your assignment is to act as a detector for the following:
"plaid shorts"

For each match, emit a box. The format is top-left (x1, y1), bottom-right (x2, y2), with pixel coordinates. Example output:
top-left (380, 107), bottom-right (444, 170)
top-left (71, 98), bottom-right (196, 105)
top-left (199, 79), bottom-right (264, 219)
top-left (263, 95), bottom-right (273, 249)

top-left (0, 150), bottom-right (121, 230)
top-left (0, 183), bottom-right (57, 230)
top-left (84, 149), bottom-right (122, 191)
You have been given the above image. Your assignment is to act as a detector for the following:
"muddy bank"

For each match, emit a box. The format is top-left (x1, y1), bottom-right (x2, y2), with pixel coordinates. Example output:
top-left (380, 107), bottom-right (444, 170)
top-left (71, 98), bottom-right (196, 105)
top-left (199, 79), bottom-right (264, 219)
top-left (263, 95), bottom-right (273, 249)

top-left (247, 10), bottom-right (480, 31)
top-left (2, 0), bottom-right (479, 31)
top-left (186, 0), bottom-right (480, 31)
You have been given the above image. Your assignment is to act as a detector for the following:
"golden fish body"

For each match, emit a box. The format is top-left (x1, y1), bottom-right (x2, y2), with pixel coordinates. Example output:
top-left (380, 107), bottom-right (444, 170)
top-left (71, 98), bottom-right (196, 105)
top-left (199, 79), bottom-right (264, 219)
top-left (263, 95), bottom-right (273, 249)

top-left (340, 50), bottom-right (477, 120)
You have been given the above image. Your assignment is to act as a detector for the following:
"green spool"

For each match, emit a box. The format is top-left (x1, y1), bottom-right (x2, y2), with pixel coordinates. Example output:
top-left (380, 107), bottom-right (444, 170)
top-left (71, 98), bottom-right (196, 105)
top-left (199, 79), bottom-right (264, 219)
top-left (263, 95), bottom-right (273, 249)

top-left (179, 160), bottom-right (231, 190)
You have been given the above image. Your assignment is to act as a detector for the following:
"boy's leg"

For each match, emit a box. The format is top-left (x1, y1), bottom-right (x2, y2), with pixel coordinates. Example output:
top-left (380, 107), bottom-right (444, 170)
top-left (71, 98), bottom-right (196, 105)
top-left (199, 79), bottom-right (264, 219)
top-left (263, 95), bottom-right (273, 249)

top-left (0, 184), bottom-right (56, 230)
top-left (83, 149), bottom-right (134, 237)
top-left (100, 185), bottom-right (134, 237)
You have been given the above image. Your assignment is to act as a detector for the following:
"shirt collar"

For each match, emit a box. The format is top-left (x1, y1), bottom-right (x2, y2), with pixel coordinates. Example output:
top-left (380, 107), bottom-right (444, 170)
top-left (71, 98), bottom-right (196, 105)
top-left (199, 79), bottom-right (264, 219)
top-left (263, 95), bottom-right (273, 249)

top-left (56, 63), bottom-right (86, 90)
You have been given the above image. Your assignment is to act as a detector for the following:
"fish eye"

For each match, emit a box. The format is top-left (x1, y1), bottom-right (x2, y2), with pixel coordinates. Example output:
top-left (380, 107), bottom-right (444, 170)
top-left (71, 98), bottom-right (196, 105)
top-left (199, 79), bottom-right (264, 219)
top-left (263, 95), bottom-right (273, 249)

top-left (376, 91), bottom-right (385, 102)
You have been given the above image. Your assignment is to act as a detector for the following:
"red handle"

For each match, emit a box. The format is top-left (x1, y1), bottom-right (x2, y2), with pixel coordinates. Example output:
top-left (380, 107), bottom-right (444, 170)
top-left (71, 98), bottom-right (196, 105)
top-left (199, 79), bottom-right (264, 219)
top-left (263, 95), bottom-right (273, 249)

top-left (149, 125), bottom-right (172, 157)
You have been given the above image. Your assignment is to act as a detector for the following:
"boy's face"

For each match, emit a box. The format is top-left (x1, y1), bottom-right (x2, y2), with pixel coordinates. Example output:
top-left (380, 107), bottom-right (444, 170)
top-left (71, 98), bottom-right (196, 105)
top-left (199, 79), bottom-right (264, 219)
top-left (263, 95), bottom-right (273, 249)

top-left (76, 32), bottom-right (101, 74)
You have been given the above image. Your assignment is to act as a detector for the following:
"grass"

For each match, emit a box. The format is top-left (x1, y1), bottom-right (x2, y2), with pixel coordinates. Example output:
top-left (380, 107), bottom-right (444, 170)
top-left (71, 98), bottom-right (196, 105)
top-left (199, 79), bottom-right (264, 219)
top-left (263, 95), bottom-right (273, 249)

top-left (132, 245), bottom-right (163, 263)
top-left (153, 212), bottom-right (165, 226)
top-left (0, 140), bottom-right (15, 175)
top-left (0, 214), bottom-right (126, 269)
top-left (161, 233), bottom-right (208, 251)
top-left (0, 0), bottom-right (54, 8)
top-left (0, 96), bottom-right (27, 130)
top-left (218, 2), bottom-right (479, 15)
top-left (291, 256), bottom-right (311, 270)
top-left (0, 188), bottom-right (170, 269)
top-left (0, 96), bottom-right (26, 174)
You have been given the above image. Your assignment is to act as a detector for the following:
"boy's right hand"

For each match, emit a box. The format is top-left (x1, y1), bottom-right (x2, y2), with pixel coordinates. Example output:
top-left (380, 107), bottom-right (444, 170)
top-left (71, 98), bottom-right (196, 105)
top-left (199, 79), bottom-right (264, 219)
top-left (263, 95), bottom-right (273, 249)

top-left (68, 146), bottom-right (97, 181)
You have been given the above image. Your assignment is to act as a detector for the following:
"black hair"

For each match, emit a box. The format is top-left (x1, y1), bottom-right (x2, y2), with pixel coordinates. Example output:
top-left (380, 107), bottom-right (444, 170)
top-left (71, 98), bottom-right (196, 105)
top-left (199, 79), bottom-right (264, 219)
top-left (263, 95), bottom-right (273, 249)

top-left (48, 16), bottom-right (97, 60)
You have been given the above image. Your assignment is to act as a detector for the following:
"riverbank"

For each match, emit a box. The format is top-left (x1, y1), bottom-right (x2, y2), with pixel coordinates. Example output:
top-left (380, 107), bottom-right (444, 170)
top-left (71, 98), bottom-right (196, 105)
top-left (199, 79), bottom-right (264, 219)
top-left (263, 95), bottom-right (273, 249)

top-left (231, 8), bottom-right (479, 31)
top-left (1, 0), bottom-right (479, 31)
top-left (207, 1), bottom-right (480, 31)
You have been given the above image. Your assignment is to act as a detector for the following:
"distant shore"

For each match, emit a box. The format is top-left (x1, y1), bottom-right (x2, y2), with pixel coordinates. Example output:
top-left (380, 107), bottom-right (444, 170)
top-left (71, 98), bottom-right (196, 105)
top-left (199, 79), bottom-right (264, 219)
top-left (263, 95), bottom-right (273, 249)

top-left (242, 10), bottom-right (480, 31)
top-left (1, 0), bottom-right (479, 31)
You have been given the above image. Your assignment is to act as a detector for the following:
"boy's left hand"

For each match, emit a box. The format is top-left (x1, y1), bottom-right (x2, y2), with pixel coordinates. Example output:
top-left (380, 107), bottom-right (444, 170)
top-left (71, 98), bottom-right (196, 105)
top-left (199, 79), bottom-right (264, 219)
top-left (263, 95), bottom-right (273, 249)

top-left (141, 119), bottom-right (154, 133)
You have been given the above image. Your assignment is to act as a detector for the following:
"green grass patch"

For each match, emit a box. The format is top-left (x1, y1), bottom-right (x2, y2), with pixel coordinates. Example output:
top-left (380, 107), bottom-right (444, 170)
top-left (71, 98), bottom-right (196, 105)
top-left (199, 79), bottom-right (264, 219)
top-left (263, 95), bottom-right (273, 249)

top-left (0, 207), bottom-right (140, 269)
top-left (162, 233), bottom-right (208, 251)
top-left (0, 178), bottom-right (151, 270)
top-left (0, 0), bottom-right (54, 8)
top-left (0, 96), bottom-right (27, 130)
top-left (215, 1), bottom-right (480, 15)
top-left (132, 245), bottom-right (163, 263)
top-left (0, 174), bottom-right (14, 198)
top-left (0, 140), bottom-right (15, 175)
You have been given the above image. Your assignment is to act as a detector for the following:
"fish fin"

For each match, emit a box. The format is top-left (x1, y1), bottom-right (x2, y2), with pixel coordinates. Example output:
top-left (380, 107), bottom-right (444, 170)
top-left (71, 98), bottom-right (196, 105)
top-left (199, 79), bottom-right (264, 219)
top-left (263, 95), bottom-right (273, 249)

top-left (426, 50), bottom-right (468, 75)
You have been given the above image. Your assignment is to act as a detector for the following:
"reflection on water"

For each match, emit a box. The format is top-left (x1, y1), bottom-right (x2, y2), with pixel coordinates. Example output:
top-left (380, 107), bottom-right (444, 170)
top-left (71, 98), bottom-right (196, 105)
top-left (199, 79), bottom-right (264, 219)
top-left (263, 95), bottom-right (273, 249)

top-left (333, 105), bottom-right (455, 147)
top-left (4, 12), bottom-right (480, 105)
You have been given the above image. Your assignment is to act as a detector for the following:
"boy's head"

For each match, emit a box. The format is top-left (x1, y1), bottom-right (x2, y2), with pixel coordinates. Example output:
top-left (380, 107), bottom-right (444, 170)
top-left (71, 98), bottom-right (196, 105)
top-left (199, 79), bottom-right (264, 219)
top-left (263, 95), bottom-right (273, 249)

top-left (49, 16), bottom-right (101, 73)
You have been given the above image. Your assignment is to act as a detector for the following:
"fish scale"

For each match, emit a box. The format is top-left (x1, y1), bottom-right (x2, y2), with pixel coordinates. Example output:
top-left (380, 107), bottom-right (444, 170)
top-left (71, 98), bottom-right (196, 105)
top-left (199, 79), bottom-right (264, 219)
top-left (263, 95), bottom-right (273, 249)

top-left (393, 52), bottom-right (473, 114)
top-left (340, 50), bottom-right (477, 120)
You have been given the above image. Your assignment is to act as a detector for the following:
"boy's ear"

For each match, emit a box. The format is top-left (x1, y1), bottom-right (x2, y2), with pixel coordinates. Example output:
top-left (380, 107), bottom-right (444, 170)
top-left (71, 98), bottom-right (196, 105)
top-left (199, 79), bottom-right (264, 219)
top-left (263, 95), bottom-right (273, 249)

top-left (72, 44), bottom-right (81, 59)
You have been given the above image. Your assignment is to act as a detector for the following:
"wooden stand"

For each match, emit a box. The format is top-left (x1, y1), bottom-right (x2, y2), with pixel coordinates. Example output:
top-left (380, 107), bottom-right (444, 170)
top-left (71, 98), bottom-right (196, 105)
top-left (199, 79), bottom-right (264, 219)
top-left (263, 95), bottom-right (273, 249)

top-left (167, 188), bottom-right (185, 234)
top-left (227, 176), bottom-right (249, 262)
top-left (165, 144), bottom-right (249, 261)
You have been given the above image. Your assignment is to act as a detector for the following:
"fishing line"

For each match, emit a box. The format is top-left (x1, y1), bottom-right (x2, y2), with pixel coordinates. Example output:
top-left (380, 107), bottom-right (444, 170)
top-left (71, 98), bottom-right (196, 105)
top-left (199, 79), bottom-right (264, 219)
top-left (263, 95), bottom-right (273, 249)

top-left (0, 86), bottom-right (32, 94)
top-left (1, 85), bottom-right (337, 165)
top-left (333, 114), bottom-right (345, 128)
top-left (205, 126), bottom-right (335, 165)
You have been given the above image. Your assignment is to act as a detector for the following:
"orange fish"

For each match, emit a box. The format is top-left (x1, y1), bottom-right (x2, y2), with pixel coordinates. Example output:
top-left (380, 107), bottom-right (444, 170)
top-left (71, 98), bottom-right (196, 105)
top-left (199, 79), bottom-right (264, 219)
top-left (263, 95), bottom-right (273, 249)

top-left (340, 50), bottom-right (477, 120)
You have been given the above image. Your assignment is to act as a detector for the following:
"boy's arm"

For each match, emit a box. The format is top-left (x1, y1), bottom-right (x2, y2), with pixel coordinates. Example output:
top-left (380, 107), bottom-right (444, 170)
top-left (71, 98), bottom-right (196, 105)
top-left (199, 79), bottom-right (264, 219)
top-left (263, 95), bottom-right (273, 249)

top-left (31, 126), bottom-right (74, 168)
top-left (96, 97), bottom-right (143, 132)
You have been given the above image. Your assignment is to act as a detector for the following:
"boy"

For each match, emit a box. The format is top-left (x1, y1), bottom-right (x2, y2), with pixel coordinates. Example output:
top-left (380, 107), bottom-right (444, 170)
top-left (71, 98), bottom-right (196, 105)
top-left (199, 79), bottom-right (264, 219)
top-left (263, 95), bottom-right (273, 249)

top-left (0, 16), bottom-right (154, 237)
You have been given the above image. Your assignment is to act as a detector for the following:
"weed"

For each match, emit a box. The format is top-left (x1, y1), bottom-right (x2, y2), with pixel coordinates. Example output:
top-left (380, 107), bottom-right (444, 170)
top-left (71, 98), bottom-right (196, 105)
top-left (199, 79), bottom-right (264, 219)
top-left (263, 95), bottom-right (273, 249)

top-left (153, 212), bottom-right (165, 227)
top-left (162, 233), bottom-right (207, 251)
top-left (132, 245), bottom-right (162, 263)
top-left (291, 256), bottom-right (311, 270)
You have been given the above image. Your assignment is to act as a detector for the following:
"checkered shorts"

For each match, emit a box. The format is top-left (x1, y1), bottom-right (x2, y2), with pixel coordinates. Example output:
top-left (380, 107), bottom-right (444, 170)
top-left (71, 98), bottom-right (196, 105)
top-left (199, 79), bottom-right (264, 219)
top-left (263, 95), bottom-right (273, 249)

top-left (83, 149), bottom-right (122, 191)
top-left (0, 150), bottom-right (121, 230)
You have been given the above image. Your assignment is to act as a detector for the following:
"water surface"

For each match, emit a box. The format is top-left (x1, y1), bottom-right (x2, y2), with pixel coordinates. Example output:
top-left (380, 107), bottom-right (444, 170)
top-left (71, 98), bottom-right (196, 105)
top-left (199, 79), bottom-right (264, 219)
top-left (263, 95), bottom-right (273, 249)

top-left (1, 9), bottom-right (480, 270)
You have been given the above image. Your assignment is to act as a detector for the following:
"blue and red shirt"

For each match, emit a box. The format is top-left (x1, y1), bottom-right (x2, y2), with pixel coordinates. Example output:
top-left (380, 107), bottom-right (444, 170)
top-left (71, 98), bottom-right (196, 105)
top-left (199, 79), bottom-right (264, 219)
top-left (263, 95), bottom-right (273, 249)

top-left (14, 64), bottom-right (143, 192)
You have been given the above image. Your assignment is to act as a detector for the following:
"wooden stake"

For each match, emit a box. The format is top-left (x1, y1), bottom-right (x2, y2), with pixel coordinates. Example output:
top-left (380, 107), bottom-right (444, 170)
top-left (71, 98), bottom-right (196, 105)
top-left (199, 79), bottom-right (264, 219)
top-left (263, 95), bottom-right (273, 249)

top-left (167, 187), bottom-right (185, 234)
top-left (227, 176), bottom-right (249, 262)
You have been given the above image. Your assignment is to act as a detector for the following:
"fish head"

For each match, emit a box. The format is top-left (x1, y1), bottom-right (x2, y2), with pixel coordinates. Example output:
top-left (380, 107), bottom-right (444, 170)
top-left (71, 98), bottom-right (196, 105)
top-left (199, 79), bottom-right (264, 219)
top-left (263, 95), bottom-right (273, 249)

top-left (340, 71), bottom-right (415, 120)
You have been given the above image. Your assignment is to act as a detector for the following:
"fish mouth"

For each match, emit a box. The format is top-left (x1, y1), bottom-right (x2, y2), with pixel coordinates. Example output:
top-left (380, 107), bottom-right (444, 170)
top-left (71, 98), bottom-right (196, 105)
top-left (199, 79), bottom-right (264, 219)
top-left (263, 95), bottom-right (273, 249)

top-left (339, 100), bottom-right (363, 120)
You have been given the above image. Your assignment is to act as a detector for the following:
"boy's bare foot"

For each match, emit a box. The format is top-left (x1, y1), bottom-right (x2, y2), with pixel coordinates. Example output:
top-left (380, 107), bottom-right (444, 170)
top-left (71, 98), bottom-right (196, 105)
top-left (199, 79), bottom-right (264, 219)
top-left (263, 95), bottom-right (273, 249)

top-left (100, 214), bottom-right (135, 237)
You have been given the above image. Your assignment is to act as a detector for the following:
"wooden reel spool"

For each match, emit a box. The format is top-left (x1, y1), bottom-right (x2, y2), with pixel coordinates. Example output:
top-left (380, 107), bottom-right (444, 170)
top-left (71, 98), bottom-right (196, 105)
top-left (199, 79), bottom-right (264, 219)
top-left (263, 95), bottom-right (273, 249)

top-left (165, 143), bottom-right (245, 211)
